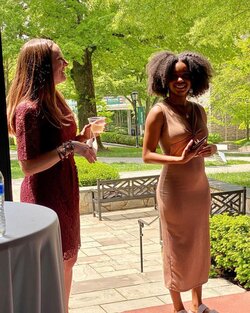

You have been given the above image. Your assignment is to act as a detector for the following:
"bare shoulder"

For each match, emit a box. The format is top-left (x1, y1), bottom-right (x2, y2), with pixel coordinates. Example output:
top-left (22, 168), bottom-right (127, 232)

top-left (192, 101), bottom-right (207, 121)
top-left (144, 103), bottom-right (165, 145)
top-left (192, 101), bottom-right (205, 111)
top-left (147, 102), bottom-right (165, 122)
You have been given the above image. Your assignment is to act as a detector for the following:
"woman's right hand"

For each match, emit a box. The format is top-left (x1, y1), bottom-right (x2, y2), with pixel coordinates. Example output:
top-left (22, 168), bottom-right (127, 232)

top-left (179, 139), bottom-right (200, 163)
top-left (72, 141), bottom-right (97, 163)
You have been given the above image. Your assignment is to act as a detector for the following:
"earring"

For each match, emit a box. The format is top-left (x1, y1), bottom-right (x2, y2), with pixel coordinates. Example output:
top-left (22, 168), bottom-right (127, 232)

top-left (188, 88), bottom-right (193, 95)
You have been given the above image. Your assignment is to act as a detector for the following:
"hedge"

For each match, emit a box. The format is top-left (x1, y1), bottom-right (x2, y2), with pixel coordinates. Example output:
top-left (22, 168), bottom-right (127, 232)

top-left (101, 131), bottom-right (143, 146)
top-left (210, 214), bottom-right (250, 289)
top-left (75, 157), bottom-right (119, 186)
top-left (208, 133), bottom-right (222, 144)
top-left (101, 131), bottom-right (224, 146)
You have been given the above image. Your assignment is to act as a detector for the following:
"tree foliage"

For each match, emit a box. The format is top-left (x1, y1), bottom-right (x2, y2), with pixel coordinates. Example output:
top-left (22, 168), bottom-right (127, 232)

top-left (211, 38), bottom-right (250, 139)
top-left (0, 0), bottom-right (249, 139)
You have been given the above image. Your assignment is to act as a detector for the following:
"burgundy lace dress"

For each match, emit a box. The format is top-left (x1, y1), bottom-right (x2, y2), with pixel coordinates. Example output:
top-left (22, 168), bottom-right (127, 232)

top-left (15, 101), bottom-right (80, 260)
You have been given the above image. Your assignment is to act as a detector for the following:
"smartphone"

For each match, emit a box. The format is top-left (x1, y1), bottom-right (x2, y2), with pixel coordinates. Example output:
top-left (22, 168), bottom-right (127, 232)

top-left (190, 136), bottom-right (207, 150)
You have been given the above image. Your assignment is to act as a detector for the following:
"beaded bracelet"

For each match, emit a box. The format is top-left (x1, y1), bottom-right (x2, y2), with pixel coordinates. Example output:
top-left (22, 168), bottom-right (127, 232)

top-left (57, 140), bottom-right (74, 160)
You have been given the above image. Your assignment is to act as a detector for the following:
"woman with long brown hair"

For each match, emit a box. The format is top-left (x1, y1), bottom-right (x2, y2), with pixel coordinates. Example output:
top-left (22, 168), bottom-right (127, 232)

top-left (8, 38), bottom-right (96, 312)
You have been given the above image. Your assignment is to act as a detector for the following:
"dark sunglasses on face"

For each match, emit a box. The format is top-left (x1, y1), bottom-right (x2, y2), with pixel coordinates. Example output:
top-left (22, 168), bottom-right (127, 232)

top-left (170, 72), bottom-right (191, 81)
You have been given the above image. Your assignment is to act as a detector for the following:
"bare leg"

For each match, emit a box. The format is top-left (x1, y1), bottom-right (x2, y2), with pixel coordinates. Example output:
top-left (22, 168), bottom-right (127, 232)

top-left (64, 254), bottom-right (77, 313)
top-left (190, 285), bottom-right (202, 312)
top-left (170, 289), bottom-right (186, 312)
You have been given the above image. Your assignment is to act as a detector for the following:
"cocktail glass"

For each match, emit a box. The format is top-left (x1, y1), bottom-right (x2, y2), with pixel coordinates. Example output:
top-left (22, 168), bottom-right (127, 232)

top-left (87, 116), bottom-right (106, 152)
top-left (88, 116), bottom-right (106, 136)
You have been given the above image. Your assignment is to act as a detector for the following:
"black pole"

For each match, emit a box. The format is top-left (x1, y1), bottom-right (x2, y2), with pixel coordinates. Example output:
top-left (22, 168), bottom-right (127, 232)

top-left (0, 32), bottom-right (13, 201)
top-left (133, 99), bottom-right (139, 148)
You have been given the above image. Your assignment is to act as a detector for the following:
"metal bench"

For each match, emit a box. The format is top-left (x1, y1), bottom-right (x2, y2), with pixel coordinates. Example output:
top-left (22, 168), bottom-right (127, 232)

top-left (138, 187), bottom-right (247, 272)
top-left (91, 175), bottom-right (160, 220)
top-left (210, 188), bottom-right (247, 215)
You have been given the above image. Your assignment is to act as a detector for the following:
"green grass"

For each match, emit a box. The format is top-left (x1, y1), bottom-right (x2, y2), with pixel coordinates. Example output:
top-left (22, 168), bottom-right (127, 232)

top-left (10, 160), bottom-right (24, 179)
top-left (98, 146), bottom-right (250, 158)
top-left (225, 152), bottom-right (250, 157)
top-left (232, 138), bottom-right (250, 146)
top-left (103, 160), bottom-right (250, 172)
top-left (205, 160), bottom-right (250, 166)
top-left (97, 146), bottom-right (144, 157)
top-left (10, 158), bottom-right (250, 179)
top-left (98, 147), bottom-right (250, 158)
top-left (108, 163), bottom-right (162, 172)
top-left (10, 159), bottom-right (162, 178)
top-left (9, 145), bottom-right (250, 158)
top-left (8, 146), bottom-right (145, 157)
top-left (207, 172), bottom-right (250, 188)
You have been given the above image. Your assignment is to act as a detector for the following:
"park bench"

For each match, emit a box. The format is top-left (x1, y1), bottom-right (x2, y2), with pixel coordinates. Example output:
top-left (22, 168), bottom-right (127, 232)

top-left (91, 175), bottom-right (159, 220)
top-left (210, 188), bottom-right (247, 215)
top-left (138, 186), bottom-right (247, 272)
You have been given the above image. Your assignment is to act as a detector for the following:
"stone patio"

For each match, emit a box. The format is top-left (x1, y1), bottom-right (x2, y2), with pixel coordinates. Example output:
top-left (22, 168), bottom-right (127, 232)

top-left (69, 207), bottom-right (246, 313)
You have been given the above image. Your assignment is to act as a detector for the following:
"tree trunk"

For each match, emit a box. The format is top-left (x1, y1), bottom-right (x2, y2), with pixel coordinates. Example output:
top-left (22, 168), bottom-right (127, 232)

top-left (71, 46), bottom-right (105, 149)
top-left (71, 47), bottom-right (96, 129)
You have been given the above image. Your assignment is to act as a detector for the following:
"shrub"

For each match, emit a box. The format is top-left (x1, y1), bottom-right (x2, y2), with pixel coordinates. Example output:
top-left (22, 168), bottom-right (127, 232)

top-left (208, 133), bottom-right (222, 144)
top-left (75, 157), bottom-right (119, 186)
top-left (107, 126), bottom-right (128, 135)
top-left (233, 138), bottom-right (250, 146)
top-left (9, 136), bottom-right (16, 146)
top-left (210, 214), bottom-right (250, 289)
top-left (101, 131), bottom-right (143, 146)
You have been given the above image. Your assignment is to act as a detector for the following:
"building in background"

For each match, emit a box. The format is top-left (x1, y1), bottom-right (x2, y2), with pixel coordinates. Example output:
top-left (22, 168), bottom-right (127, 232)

top-left (103, 96), bottom-right (145, 136)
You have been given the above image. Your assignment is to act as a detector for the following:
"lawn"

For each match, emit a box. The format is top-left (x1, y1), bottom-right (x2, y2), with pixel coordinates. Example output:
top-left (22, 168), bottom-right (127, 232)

top-left (97, 146), bottom-right (144, 157)
top-left (106, 162), bottom-right (162, 172)
top-left (11, 158), bottom-right (250, 184)
top-left (98, 146), bottom-right (250, 158)
top-left (105, 160), bottom-right (250, 172)
top-left (11, 160), bottom-right (23, 179)
top-left (10, 145), bottom-right (250, 158)
top-left (207, 172), bottom-right (250, 188)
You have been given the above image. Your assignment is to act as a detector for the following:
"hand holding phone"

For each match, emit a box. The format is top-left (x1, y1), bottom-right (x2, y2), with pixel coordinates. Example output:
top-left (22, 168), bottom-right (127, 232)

top-left (190, 136), bottom-right (207, 151)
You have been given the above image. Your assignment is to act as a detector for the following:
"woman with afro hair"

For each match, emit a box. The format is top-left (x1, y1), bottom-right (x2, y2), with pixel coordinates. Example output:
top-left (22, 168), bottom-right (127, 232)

top-left (143, 51), bottom-right (218, 313)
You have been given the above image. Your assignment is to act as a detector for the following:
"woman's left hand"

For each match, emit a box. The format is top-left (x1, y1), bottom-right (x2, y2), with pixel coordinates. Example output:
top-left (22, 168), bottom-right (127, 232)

top-left (72, 141), bottom-right (97, 163)
top-left (76, 124), bottom-right (93, 142)
top-left (196, 144), bottom-right (217, 158)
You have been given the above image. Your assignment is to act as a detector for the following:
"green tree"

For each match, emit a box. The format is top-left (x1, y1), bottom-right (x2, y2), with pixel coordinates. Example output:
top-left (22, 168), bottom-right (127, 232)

top-left (0, 0), bottom-right (30, 90)
top-left (1, 0), bottom-right (249, 140)
top-left (211, 38), bottom-right (250, 140)
top-left (187, 0), bottom-right (250, 62)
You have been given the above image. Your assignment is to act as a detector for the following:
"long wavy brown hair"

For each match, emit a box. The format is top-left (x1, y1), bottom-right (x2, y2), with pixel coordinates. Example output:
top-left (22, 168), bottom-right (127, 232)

top-left (7, 38), bottom-right (72, 135)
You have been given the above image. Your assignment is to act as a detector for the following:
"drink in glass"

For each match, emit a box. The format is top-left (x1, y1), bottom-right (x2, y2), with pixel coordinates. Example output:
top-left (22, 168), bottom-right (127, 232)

top-left (88, 117), bottom-right (106, 135)
top-left (87, 116), bottom-right (106, 152)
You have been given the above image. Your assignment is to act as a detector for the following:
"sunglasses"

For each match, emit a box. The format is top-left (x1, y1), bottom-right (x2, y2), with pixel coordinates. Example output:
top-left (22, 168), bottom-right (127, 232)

top-left (169, 72), bottom-right (191, 81)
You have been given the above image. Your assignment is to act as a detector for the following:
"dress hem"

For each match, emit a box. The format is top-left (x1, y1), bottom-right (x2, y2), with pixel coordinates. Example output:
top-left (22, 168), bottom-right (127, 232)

top-left (166, 279), bottom-right (208, 293)
top-left (63, 244), bottom-right (81, 261)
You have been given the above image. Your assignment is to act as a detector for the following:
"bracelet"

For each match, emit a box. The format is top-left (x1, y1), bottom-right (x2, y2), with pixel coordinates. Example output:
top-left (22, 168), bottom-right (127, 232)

top-left (57, 140), bottom-right (74, 160)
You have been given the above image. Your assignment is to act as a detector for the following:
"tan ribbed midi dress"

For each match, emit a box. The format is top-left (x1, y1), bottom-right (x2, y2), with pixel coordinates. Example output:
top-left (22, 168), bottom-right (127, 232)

top-left (156, 101), bottom-right (211, 292)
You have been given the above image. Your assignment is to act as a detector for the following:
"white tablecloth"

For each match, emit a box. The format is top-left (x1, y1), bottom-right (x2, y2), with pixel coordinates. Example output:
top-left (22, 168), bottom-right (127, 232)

top-left (0, 202), bottom-right (66, 313)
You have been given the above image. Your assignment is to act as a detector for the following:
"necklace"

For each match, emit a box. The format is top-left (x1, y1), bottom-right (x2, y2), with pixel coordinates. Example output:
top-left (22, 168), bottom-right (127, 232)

top-left (165, 98), bottom-right (190, 119)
